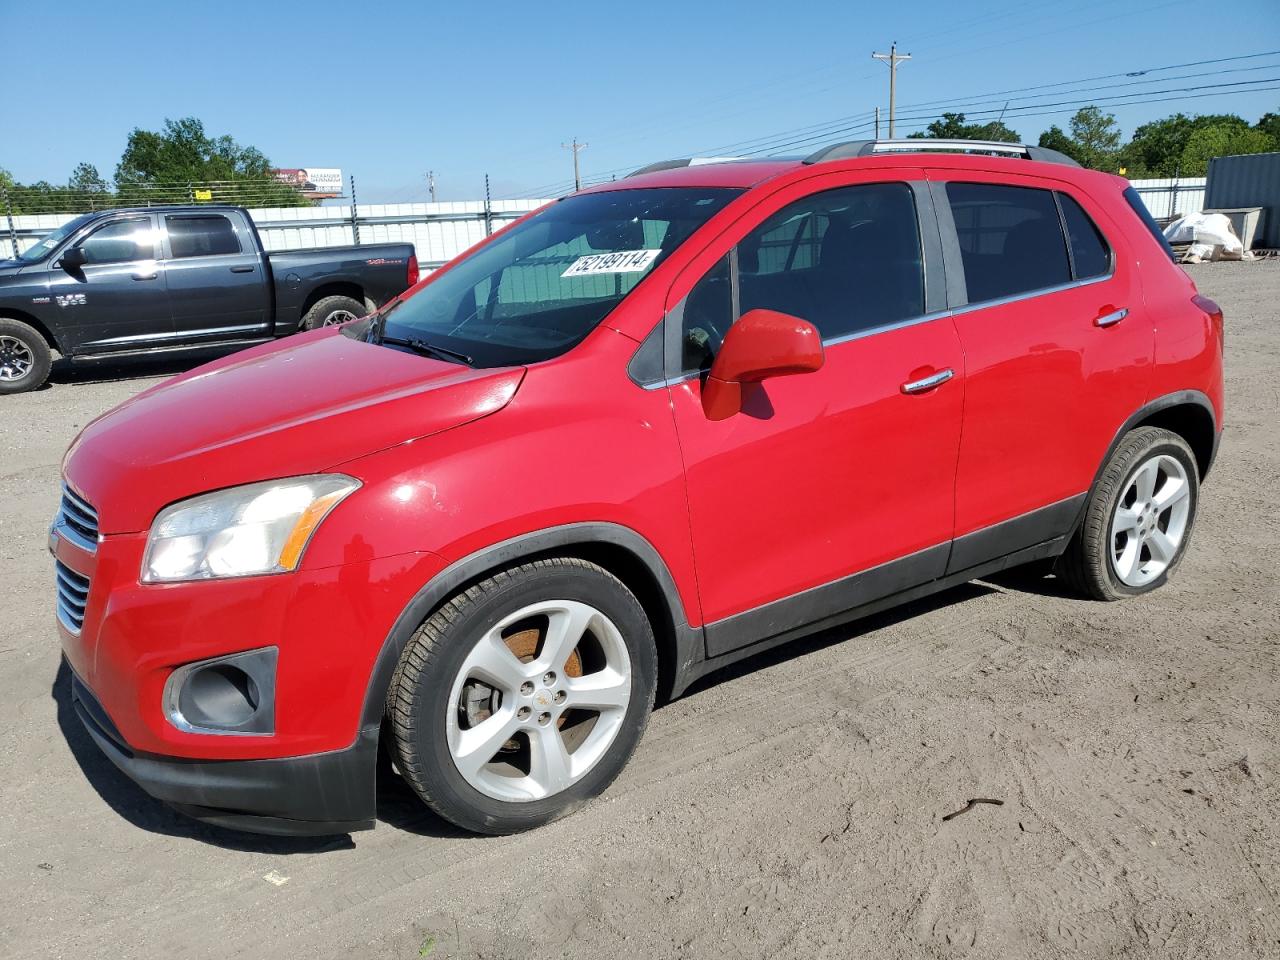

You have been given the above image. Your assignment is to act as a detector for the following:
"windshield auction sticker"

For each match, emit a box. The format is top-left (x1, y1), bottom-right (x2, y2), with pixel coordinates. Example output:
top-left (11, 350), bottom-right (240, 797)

top-left (561, 249), bottom-right (661, 278)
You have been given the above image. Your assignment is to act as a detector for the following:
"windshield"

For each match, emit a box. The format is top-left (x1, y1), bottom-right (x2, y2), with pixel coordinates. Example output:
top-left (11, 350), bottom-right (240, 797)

top-left (379, 187), bottom-right (741, 366)
top-left (15, 214), bottom-right (95, 263)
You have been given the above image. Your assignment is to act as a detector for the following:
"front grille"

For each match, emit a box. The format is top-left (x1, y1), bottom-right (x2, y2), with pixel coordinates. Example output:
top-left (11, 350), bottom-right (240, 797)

top-left (59, 485), bottom-right (100, 547)
top-left (55, 560), bottom-right (90, 633)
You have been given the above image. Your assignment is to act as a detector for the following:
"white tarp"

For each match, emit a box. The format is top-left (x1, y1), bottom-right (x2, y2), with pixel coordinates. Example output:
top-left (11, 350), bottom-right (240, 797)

top-left (1163, 212), bottom-right (1249, 262)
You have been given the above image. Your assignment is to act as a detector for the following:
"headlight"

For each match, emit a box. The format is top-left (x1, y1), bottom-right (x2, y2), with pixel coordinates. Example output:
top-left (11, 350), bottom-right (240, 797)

top-left (142, 475), bottom-right (360, 583)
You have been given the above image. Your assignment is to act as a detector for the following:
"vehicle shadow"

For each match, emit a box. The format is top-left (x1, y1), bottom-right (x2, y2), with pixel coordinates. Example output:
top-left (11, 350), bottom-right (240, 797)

top-left (678, 581), bottom-right (1000, 699)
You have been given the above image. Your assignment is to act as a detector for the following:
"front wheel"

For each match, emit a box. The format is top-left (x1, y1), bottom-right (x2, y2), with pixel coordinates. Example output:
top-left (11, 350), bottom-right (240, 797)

top-left (0, 318), bottom-right (53, 394)
top-left (388, 558), bottom-right (657, 834)
top-left (1060, 426), bottom-right (1199, 600)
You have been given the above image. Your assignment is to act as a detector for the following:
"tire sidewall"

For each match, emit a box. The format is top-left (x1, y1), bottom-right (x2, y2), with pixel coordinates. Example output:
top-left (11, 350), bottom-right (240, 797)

top-left (0, 320), bottom-right (52, 395)
top-left (1097, 434), bottom-right (1200, 597)
top-left (404, 564), bottom-right (657, 833)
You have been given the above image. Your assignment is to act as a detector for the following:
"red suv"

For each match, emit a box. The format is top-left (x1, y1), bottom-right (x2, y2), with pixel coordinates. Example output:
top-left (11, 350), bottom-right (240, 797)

top-left (54, 140), bottom-right (1224, 836)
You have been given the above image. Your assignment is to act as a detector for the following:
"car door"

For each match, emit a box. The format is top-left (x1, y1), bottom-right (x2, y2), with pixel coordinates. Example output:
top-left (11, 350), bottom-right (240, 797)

top-left (931, 172), bottom-right (1152, 572)
top-left (44, 213), bottom-right (173, 355)
top-left (161, 212), bottom-right (270, 343)
top-left (665, 171), bottom-right (965, 655)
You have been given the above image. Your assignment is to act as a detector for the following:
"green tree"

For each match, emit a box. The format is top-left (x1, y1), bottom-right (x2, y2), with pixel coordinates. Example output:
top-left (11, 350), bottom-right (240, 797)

top-left (1179, 123), bottom-right (1276, 176)
top-left (908, 112), bottom-right (1020, 143)
top-left (1037, 124), bottom-right (1078, 161)
top-left (114, 117), bottom-right (310, 207)
top-left (1066, 106), bottom-right (1121, 170)
top-left (1121, 112), bottom-right (1250, 177)
top-left (1255, 112), bottom-right (1280, 145)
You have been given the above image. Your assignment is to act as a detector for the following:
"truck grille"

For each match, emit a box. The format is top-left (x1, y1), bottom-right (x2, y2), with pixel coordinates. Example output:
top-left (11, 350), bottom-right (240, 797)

top-left (55, 560), bottom-right (91, 633)
top-left (58, 485), bottom-right (100, 549)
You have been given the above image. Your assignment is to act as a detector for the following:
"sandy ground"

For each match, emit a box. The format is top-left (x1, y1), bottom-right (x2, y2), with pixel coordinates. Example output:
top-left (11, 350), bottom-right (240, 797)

top-left (1, 262), bottom-right (1277, 960)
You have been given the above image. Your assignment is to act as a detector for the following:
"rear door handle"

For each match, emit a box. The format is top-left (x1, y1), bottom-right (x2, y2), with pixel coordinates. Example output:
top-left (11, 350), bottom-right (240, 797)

top-left (1094, 307), bottom-right (1128, 328)
top-left (901, 368), bottom-right (954, 394)
top-left (132, 272), bottom-right (158, 281)
top-left (230, 265), bottom-right (255, 273)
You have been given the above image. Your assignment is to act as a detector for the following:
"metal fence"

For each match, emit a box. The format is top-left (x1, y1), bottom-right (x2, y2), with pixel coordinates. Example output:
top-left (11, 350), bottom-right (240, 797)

top-left (1127, 177), bottom-right (1208, 221)
top-left (2, 193), bottom-right (552, 271)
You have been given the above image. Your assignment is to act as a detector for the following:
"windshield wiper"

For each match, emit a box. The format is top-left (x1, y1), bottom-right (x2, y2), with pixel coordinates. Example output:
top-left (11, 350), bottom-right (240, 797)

top-left (378, 335), bottom-right (474, 366)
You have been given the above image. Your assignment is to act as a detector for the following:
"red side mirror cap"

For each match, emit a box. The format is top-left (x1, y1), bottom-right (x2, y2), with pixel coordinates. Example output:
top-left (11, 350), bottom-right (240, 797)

top-left (702, 309), bottom-right (824, 420)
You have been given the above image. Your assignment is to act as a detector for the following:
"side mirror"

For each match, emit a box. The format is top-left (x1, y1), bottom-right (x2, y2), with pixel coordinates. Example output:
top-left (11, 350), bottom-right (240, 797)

top-left (59, 246), bottom-right (86, 271)
top-left (702, 308), bottom-right (824, 421)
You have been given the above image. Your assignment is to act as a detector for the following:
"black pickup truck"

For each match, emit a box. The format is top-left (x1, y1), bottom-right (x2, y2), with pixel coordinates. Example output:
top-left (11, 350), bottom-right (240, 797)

top-left (0, 205), bottom-right (417, 393)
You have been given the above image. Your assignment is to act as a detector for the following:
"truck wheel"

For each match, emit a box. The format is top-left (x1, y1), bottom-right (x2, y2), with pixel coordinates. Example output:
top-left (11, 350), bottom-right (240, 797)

top-left (0, 318), bottom-right (53, 394)
top-left (300, 295), bottom-right (365, 331)
top-left (388, 558), bottom-right (657, 834)
top-left (1059, 427), bottom-right (1199, 601)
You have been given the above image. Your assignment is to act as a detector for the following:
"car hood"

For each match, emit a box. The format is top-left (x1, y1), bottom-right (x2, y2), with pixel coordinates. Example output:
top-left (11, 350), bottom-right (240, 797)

top-left (64, 328), bottom-right (525, 534)
top-left (0, 259), bottom-right (27, 276)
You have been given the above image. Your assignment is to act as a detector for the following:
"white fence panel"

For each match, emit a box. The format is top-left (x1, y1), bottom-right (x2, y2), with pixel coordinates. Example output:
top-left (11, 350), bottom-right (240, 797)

top-left (1128, 178), bottom-right (1207, 220)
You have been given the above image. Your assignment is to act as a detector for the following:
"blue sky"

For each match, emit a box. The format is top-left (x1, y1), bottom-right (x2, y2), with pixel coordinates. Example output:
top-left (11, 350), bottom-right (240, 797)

top-left (2, 0), bottom-right (1278, 202)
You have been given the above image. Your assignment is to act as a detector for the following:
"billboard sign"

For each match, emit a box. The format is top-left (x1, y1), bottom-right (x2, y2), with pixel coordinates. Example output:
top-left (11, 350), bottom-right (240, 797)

top-left (272, 168), bottom-right (344, 198)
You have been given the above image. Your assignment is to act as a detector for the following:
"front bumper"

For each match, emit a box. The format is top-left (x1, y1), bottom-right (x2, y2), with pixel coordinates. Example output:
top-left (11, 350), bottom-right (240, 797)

top-left (72, 669), bottom-right (378, 835)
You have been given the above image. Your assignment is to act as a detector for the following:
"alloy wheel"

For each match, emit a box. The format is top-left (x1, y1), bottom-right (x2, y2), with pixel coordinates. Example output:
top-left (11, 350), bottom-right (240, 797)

top-left (1110, 453), bottom-right (1192, 587)
top-left (322, 309), bottom-right (358, 326)
top-left (445, 599), bottom-right (632, 802)
top-left (0, 335), bottom-right (34, 382)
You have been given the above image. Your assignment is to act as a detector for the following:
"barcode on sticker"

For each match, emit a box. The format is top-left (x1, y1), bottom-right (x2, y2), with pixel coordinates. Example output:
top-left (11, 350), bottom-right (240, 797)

top-left (561, 249), bottom-right (660, 278)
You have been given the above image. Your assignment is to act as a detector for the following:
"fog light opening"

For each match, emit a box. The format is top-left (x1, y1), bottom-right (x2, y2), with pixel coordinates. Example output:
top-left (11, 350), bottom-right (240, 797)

top-left (164, 647), bottom-right (277, 735)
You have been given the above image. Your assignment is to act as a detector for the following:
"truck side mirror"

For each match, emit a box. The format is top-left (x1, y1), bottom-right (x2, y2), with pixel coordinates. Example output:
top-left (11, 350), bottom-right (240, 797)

top-left (59, 246), bottom-right (86, 271)
top-left (701, 308), bottom-right (825, 421)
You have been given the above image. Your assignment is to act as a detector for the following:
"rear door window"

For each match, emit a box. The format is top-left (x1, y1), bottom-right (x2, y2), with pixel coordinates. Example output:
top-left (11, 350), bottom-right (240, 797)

top-left (165, 215), bottom-right (242, 258)
top-left (946, 183), bottom-right (1071, 303)
top-left (1057, 193), bottom-right (1111, 280)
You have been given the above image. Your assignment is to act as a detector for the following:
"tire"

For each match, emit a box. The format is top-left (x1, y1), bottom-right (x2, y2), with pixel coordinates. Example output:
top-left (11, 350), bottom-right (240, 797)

top-left (299, 295), bottom-right (365, 332)
top-left (0, 317), bottom-right (53, 395)
top-left (388, 558), bottom-right (658, 834)
top-left (1059, 426), bottom-right (1200, 601)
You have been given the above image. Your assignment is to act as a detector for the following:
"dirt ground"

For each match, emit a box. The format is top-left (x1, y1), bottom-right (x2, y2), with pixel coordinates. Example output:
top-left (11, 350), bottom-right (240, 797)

top-left (1, 262), bottom-right (1277, 960)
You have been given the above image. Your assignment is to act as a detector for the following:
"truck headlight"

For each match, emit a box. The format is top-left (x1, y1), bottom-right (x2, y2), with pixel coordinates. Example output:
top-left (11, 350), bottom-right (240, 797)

top-left (142, 475), bottom-right (360, 583)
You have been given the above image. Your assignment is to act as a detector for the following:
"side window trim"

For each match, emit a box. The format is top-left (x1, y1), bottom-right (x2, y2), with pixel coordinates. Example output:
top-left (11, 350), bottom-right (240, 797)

top-left (1052, 192), bottom-right (1078, 281)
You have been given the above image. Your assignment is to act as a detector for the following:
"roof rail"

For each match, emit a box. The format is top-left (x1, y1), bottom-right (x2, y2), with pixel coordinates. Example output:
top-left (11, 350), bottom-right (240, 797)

top-left (625, 156), bottom-right (748, 178)
top-left (802, 139), bottom-right (1081, 167)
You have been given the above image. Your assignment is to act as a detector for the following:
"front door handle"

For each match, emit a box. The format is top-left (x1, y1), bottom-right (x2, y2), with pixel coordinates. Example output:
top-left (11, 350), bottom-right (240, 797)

top-left (132, 272), bottom-right (158, 281)
top-left (1094, 307), bottom-right (1128, 328)
top-left (230, 265), bottom-right (255, 273)
top-left (901, 368), bottom-right (954, 394)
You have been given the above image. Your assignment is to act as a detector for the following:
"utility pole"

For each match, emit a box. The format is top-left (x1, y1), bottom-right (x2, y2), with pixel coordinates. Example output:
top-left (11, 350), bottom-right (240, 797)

top-left (875, 106), bottom-right (881, 139)
top-left (562, 138), bottom-right (587, 191)
top-left (872, 42), bottom-right (911, 138)
top-left (426, 170), bottom-right (437, 202)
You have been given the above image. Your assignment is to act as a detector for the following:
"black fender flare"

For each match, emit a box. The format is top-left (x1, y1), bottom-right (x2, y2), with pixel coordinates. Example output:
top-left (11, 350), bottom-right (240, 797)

top-left (1069, 388), bottom-right (1219, 536)
top-left (356, 522), bottom-right (700, 736)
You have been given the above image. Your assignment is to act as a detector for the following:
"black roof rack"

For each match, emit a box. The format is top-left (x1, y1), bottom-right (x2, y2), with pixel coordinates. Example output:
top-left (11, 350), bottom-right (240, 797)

top-left (626, 158), bottom-right (698, 177)
top-left (802, 138), bottom-right (1080, 167)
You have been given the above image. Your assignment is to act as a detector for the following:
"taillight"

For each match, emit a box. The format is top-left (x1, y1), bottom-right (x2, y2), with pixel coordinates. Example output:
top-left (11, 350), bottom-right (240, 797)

top-left (1193, 293), bottom-right (1224, 341)
top-left (407, 254), bottom-right (419, 288)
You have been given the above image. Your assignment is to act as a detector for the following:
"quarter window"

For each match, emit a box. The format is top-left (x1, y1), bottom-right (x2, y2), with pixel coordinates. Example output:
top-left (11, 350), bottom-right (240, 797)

top-left (166, 215), bottom-right (241, 258)
top-left (946, 183), bottom-right (1071, 303)
top-left (679, 182), bottom-right (925, 375)
top-left (1058, 193), bottom-right (1111, 280)
top-left (78, 218), bottom-right (155, 264)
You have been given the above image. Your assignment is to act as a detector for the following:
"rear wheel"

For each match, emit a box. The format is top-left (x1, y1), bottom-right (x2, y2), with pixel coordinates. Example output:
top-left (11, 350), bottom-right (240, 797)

top-left (1060, 427), bottom-right (1199, 600)
top-left (0, 318), bottom-right (53, 394)
top-left (388, 558), bottom-right (657, 834)
top-left (300, 295), bottom-right (364, 331)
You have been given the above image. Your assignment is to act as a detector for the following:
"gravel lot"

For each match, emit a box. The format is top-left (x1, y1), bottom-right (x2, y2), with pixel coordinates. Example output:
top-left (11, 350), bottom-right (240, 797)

top-left (1, 262), bottom-right (1277, 959)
